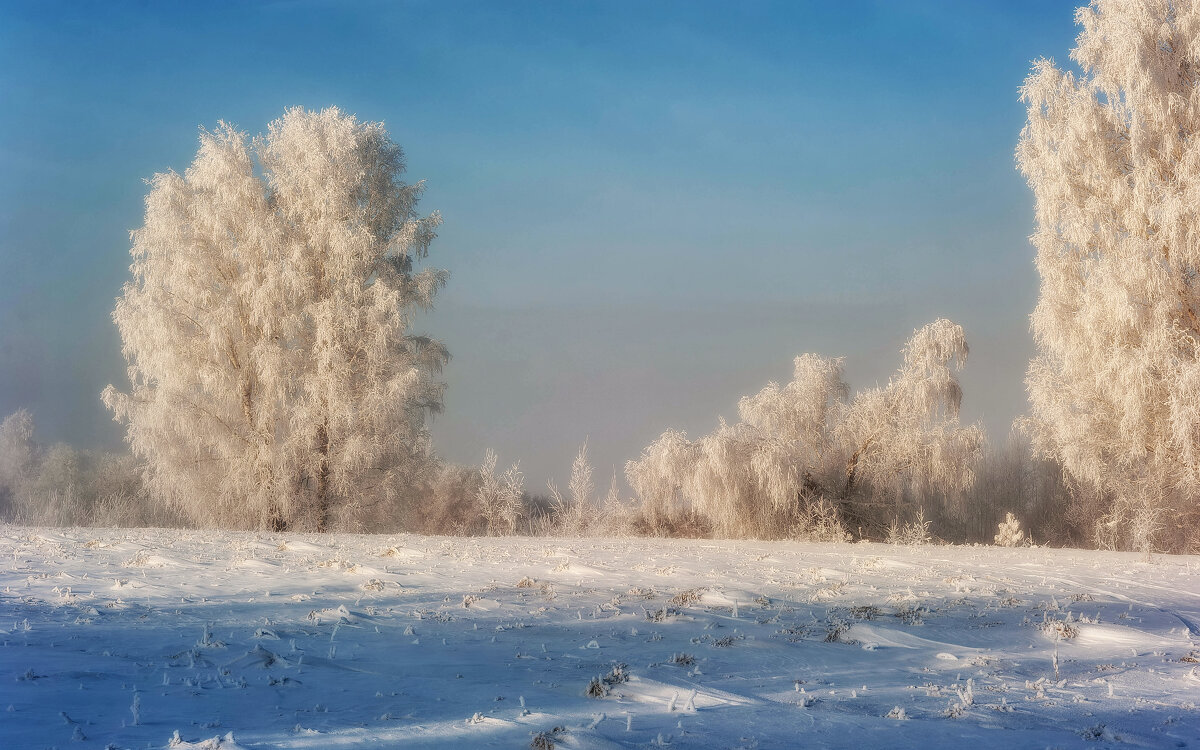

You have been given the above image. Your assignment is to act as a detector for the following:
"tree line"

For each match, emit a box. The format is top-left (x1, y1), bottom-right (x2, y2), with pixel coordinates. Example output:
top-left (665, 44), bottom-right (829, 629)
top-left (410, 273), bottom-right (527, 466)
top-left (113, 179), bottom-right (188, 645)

top-left (3, 0), bottom-right (1198, 552)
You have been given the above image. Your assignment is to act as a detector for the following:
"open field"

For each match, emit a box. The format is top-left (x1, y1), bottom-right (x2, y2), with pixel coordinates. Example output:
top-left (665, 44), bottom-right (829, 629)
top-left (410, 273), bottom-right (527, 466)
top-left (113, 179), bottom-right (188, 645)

top-left (2, 526), bottom-right (1198, 749)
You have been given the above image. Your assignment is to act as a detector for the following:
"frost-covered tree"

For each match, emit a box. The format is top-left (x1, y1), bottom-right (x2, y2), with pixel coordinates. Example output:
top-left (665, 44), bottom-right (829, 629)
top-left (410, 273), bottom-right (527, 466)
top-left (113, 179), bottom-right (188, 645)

top-left (0, 410), bottom-right (37, 514)
top-left (836, 319), bottom-right (984, 526)
top-left (498, 462), bottom-right (526, 535)
top-left (0, 411), bottom-right (36, 486)
top-left (625, 429), bottom-right (698, 533)
top-left (1018, 1), bottom-right (1200, 551)
top-left (0, 410), bottom-right (166, 528)
top-left (103, 107), bottom-right (447, 531)
top-left (475, 449), bottom-right (504, 535)
top-left (626, 320), bottom-right (984, 539)
top-left (476, 450), bottom-right (525, 535)
top-left (546, 443), bottom-right (600, 535)
top-left (569, 442), bottom-right (594, 514)
top-left (994, 512), bottom-right (1026, 548)
top-left (598, 472), bottom-right (631, 535)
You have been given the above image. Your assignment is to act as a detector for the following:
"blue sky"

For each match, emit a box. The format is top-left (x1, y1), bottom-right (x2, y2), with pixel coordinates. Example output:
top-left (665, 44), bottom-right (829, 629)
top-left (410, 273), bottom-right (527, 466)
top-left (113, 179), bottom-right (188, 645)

top-left (0, 0), bottom-right (1081, 491)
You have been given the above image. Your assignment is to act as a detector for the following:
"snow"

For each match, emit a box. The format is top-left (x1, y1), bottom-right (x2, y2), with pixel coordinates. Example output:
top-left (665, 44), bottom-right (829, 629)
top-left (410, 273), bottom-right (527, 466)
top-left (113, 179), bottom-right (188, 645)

top-left (2, 526), bottom-right (1198, 749)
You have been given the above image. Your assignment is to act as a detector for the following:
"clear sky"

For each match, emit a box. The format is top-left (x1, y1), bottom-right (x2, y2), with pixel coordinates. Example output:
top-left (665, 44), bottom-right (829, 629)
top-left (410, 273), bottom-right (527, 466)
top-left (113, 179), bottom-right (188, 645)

top-left (0, 0), bottom-right (1082, 494)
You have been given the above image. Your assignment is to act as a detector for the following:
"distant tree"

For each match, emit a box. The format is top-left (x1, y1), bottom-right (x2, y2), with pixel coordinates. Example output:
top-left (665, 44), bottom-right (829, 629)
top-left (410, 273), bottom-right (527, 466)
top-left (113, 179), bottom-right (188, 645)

top-left (598, 471), bottom-right (631, 535)
top-left (547, 442), bottom-right (598, 535)
top-left (0, 410), bottom-right (37, 514)
top-left (625, 429), bottom-right (696, 533)
top-left (476, 449), bottom-right (504, 535)
top-left (569, 441), bottom-right (594, 516)
top-left (103, 107), bottom-right (447, 531)
top-left (626, 320), bottom-right (984, 538)
top-left (475, 449), bottom-right (525, 535)
top-left (0, 409), bottom-right (168, 528)
top-left (409, 463), bottom-right (485, 535)
top-left (1017, 1), bottom-right (1200, 551)
top-left (498, 462), bottom-right (526, 535)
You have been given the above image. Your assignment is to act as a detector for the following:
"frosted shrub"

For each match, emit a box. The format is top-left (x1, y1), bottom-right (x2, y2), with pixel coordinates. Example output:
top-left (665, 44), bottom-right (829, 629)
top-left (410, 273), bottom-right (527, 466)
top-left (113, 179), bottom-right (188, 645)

top-left (477, 450), bottom-right (525, 536)
top-left (547, 443), bottom-right (599, 535)
top-left (994, 512), bottom-right (1026, 547)
top-left (597, 473), bottom-right (634, 536)
top-left (531, 727), bottom-right (566, 750)
top-left (886, 511), bottom-right (932, 546)
top-left (788, 493), bottom-right (850, 543)
top-left (569, 443), bottom-right (594, 520)
top-left (411, 463), bottom-right (486, 535)
top-left (499, 463), bottom-right (526, 535)
top-left (626, 321), bottom-right (983, 539)
top-left (625, 430), bottom-right (695, 534)
top-left (585, 663), bottom-right (630, 697)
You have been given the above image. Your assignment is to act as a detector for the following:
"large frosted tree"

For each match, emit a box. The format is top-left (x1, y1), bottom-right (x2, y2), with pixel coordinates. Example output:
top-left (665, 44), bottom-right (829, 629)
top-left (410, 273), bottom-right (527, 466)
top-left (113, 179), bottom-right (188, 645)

top-left (1018, 1), bottom-right (1200, 551)
top-left (104, 107), bottom-right (447, 531)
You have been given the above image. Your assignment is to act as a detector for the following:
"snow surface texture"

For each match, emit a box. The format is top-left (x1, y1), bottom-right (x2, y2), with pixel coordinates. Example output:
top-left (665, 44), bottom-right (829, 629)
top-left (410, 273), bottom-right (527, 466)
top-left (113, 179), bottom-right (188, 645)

top-left (2, 527), bottom-right (1198, 749)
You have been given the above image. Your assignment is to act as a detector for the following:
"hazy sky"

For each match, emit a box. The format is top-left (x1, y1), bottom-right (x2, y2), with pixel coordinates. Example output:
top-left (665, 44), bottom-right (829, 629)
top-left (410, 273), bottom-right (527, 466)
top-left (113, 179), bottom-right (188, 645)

top-left (0, 1), bottom-right (1081, 493)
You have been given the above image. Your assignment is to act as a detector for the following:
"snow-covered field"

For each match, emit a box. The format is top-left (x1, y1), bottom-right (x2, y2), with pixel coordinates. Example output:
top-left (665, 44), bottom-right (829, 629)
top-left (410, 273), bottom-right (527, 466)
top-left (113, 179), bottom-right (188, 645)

top-left (2, 527), bottom-right (1198, 749)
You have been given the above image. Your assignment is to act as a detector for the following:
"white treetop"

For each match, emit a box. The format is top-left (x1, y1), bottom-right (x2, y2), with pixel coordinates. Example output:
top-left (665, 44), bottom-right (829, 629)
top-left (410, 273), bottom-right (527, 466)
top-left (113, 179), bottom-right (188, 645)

top-left (103, 107), bottom-right (447, 531)
top-left (1018, 0), bottom-right (1200, 550)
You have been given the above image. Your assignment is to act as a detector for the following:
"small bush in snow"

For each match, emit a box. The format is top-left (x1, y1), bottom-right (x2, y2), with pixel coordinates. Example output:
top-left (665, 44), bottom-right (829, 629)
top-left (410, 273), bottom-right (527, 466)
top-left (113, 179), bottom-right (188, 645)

top-left (824, 620), bottom-right (851, 643)
top-left (895, 604), bottom-right (927, 626)
top-left (668, 588), bottom-right (704, 607)
top-left (586, 663), bottom-right (629, 697)
top-left (1040, 617), bottom-right (1079, 640)
top-left (886, 511), bottom-right (932, 546)
top-left (1078, 723), bottom-right (1111, 741)
top-left (604, 663), bottom-right (629, 685)
top-left (994, 512), bottom-right (1026, 547)
top-left (645, 606), bottom-right (679, 622)
top-left (585, 676), bottom-right (609, 698)
top-left (530, 726), bottom-right (565, 749)
top-left (789, 494), bottom-right (852, 542)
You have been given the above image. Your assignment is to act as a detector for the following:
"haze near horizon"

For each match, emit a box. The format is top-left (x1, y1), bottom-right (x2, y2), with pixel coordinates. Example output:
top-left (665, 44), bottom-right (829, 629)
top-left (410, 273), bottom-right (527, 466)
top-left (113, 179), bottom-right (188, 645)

top-left (0, 0), bottom-right (1079, 492)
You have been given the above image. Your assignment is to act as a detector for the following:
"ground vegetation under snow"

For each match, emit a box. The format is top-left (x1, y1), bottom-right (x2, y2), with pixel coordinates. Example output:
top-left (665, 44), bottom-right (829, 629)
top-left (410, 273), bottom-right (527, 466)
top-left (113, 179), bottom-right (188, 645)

top-left (2, 526), bottom-right (1198, 749)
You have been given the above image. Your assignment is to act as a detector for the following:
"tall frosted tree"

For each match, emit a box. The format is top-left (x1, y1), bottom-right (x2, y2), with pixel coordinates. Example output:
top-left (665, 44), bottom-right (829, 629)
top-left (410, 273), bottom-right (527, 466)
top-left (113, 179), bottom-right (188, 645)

top-left (1018, 1), bottom-right (1200, 551)
top-left (103, 107), bottom-right (447, 531)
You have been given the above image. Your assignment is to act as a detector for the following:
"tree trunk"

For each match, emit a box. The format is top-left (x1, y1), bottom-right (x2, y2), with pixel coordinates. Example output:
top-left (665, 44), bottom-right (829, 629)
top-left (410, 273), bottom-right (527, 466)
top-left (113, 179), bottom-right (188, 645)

top-left (315, 419), bottom-right (330, 532)
top-left (838, 444), bottom-right (868, 536)
top-left (267, 502), bottom-right (288, 532)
